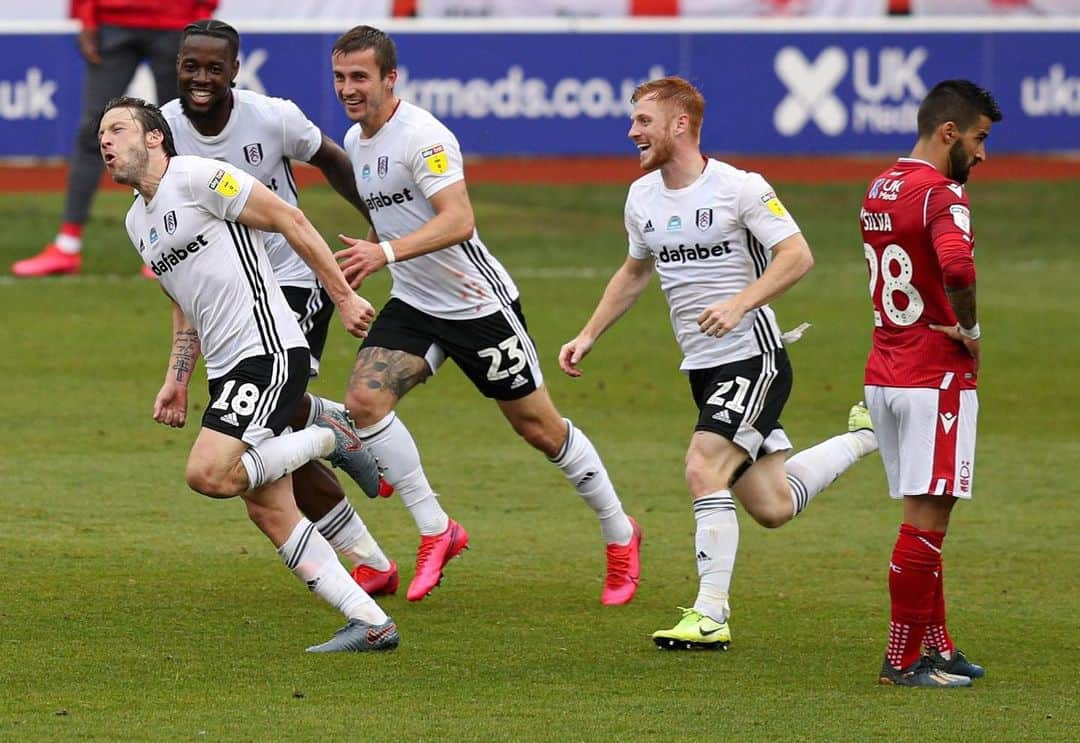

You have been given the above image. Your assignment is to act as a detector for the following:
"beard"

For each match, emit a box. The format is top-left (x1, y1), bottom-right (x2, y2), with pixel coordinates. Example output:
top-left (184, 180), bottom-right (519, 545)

top-left (179, 91), bottom-right (227, 127)
top-left (641, 135), bottom-right (674, 171)
top-left (112, 145), bottom-right (149, 186)
top-left (948, 140), bottom-right (972, 184)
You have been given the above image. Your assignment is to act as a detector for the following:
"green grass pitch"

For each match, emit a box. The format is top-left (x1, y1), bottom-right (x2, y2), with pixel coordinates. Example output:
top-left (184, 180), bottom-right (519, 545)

top-left (0, 178), bottom-right (1076, 740)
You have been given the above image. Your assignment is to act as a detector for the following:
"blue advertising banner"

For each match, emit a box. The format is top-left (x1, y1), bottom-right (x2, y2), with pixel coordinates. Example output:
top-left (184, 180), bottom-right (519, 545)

top-left (1, 23), bottom-right (1076, 158)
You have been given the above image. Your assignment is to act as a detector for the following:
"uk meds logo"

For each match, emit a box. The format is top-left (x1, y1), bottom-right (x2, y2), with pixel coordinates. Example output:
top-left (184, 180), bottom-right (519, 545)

top-left (1022, 65), bottom-right (1080, 117)
top-left (0, 68), bottom-right (58, 120)
top-left (774, 47), bottom-right (849, 137)
top-left (774, 46), bottom-right (928, 137)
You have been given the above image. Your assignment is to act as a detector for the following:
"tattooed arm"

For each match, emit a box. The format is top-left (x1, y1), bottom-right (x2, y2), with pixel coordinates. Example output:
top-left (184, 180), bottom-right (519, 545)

top-left (153, 300), bottom-right (202, 428)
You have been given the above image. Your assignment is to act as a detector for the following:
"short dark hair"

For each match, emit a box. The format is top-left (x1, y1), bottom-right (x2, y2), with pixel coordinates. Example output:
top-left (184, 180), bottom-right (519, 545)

top-left (917, 79), bottom-right (1002, 138)
top-left (332, 25), bottom-right (397, 77)
top-left (181, 19), bottom-right (241, 59)
top-left (100, 96), bottom-right (178, 157)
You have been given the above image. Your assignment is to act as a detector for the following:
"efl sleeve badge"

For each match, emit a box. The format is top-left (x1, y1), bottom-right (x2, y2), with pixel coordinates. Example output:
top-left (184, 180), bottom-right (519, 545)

top-left (760, 191), bottom-right (788, 218)
top-left (421, 144), bottom-right (449, 175)
top-left (208, 169), bottom-right (241, 198)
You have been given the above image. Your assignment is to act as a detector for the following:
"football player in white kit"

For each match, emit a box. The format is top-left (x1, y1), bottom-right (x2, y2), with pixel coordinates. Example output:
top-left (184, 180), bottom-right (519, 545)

top-left (161, 20), bottom-right (400, 598)
top-left (99, 96), bottom-right (397, 653)
top-left (559, 77), bottom-right (879, 649)
top-left (329, 25), bottom-right (642, 605)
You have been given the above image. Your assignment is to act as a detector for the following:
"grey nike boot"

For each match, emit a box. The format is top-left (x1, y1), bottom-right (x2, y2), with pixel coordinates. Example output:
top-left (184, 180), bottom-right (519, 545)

top-left (305, 618), bottom-right (400, 653)
top-left (313, 408), bottom-right (382, 498)
top-left (878, 656), bottom-right (972, 687)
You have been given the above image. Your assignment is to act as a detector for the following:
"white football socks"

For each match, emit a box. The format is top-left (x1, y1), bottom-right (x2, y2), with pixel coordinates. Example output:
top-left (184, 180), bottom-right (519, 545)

top-left (785, 431), bottom-right (875, 518)
top-left (240, 426), bottom-right (334, 491)
top-left (692, 491), bottom-right (739, 624)
top-left (549, 418), bottom-right (633, 545)
top-left (357, 412), bottom-right (448, 536)
top-left (313, 497), bottom-right (391, 571)
top-left (277, 517), bottom-right (387, 625)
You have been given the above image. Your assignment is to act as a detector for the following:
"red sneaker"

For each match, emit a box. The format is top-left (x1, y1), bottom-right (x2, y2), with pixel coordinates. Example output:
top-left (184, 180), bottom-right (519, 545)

top-left (351, 560), bottom-right (399, 596)
top-left (406, 519), bottom-right (469, 601)
top-left (11, 244), bottom-right (81, 277)
top-left (140, 264), bottom-right (157, 280)
top-left (602, 517), bottom-right (642, 606)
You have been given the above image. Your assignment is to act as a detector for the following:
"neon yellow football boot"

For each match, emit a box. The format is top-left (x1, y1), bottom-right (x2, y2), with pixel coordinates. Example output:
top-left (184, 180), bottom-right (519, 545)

top-left (848, 400), bottom-right (873, 433)
top-left (652, 607), bottom-right (731, 650)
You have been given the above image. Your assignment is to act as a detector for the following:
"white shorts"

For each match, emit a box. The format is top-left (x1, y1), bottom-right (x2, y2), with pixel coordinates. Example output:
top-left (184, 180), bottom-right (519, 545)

top-left (864, 384), bottom-right (978, 500)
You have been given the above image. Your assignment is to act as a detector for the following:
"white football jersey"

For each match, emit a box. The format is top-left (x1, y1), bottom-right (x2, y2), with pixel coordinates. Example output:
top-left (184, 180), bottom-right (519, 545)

top-left (343, 100), bottom-right (519, 319)
top-left (161, 90), bottom-right (323, 287)
top-left (124, 155), bottom-right (306, 377)
top-left (626, 159), bottom-right (801, 371)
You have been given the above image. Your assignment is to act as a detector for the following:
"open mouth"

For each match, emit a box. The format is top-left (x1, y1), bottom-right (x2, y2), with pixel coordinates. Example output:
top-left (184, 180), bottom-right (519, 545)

top-left (187, 89), bottom-right (214, 105)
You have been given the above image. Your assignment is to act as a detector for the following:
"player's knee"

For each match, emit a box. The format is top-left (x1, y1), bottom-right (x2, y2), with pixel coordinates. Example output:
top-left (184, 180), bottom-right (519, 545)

top-left (344, 388), bottom-right (386, 428)
top-left (683, 454), bottom-right (715, 496)
top-left (185, 462), bottom-right (243, 499)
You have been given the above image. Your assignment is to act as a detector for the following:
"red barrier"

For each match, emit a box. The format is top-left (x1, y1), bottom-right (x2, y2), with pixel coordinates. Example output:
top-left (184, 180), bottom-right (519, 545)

top-left (0, 155), bottom-right (1076, 192)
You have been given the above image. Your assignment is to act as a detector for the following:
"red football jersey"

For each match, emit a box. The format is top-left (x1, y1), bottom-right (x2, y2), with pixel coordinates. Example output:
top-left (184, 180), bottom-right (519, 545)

top-left (861, 158), bottom-right (978, 389)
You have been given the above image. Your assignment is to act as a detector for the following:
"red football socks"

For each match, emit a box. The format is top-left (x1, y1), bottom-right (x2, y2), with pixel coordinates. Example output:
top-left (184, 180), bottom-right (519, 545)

top-left (886, 523), bottom-right (944, 669)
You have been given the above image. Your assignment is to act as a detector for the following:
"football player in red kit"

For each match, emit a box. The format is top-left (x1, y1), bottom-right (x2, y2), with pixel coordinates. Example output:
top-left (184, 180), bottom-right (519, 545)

top-left (861, 79), bottom-right (1001, 687)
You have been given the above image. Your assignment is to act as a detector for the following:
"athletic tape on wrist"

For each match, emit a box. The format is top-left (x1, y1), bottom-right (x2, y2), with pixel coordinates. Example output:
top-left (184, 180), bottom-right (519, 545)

top-left (379, 240), bottom-right (396, 264)
top-left (958, 322), bottom-right (981, 341)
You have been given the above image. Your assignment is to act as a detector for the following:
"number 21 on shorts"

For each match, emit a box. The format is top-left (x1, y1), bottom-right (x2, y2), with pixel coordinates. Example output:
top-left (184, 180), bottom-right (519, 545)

top-left (707, 376), bottom-right (751, 412)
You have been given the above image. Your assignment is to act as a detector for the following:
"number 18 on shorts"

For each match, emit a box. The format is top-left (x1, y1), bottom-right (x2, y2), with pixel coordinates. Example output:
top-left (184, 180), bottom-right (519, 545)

top-left (203, 347), bottom-right (310, 446)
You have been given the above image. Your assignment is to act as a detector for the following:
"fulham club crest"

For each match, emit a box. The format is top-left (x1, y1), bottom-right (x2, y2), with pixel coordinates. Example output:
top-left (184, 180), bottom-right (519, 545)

top-left (377, 155), bottom-right (389, 178)
top-left (164, 210), bottom-right (177, 235)
top-left (696, 208), bottom-right (713, 231)
top-left (243, 143), bottom-right (263, 166)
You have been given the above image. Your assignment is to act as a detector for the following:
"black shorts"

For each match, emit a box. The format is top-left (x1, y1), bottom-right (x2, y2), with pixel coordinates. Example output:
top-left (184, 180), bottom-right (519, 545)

top-left (362, 297), bottom-right (543, 400)
top-left (688, 349), bottom-right (793, 461)
top-left (203, 347), bottom-right (310, 446)
top-left (282, 284), bottom-right (333, 377)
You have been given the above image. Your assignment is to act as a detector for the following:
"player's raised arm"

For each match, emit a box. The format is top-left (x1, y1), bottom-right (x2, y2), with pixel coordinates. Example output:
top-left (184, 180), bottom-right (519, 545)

top-left (237, 180), bottom-right (374, 338)
top-left (559, 255), bottom-right (654, 377)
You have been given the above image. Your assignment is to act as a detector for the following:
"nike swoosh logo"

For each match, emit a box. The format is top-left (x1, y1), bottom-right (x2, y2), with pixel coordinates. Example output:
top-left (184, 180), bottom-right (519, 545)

top-left (699, 626), bottom-right (724, 636)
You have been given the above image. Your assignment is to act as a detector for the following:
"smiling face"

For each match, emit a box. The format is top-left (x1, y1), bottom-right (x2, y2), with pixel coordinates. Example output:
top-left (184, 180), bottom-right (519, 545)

top-left (177, 34), bottom-right (237, 124)
top-left (947, 114), bottom-right (992, 185)
top-left (332, 47), bottom-right (396, 130)
top-left (98, 107), bottom-right (154, 186)
top-left (628, 95), bottom-right (679, 171)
